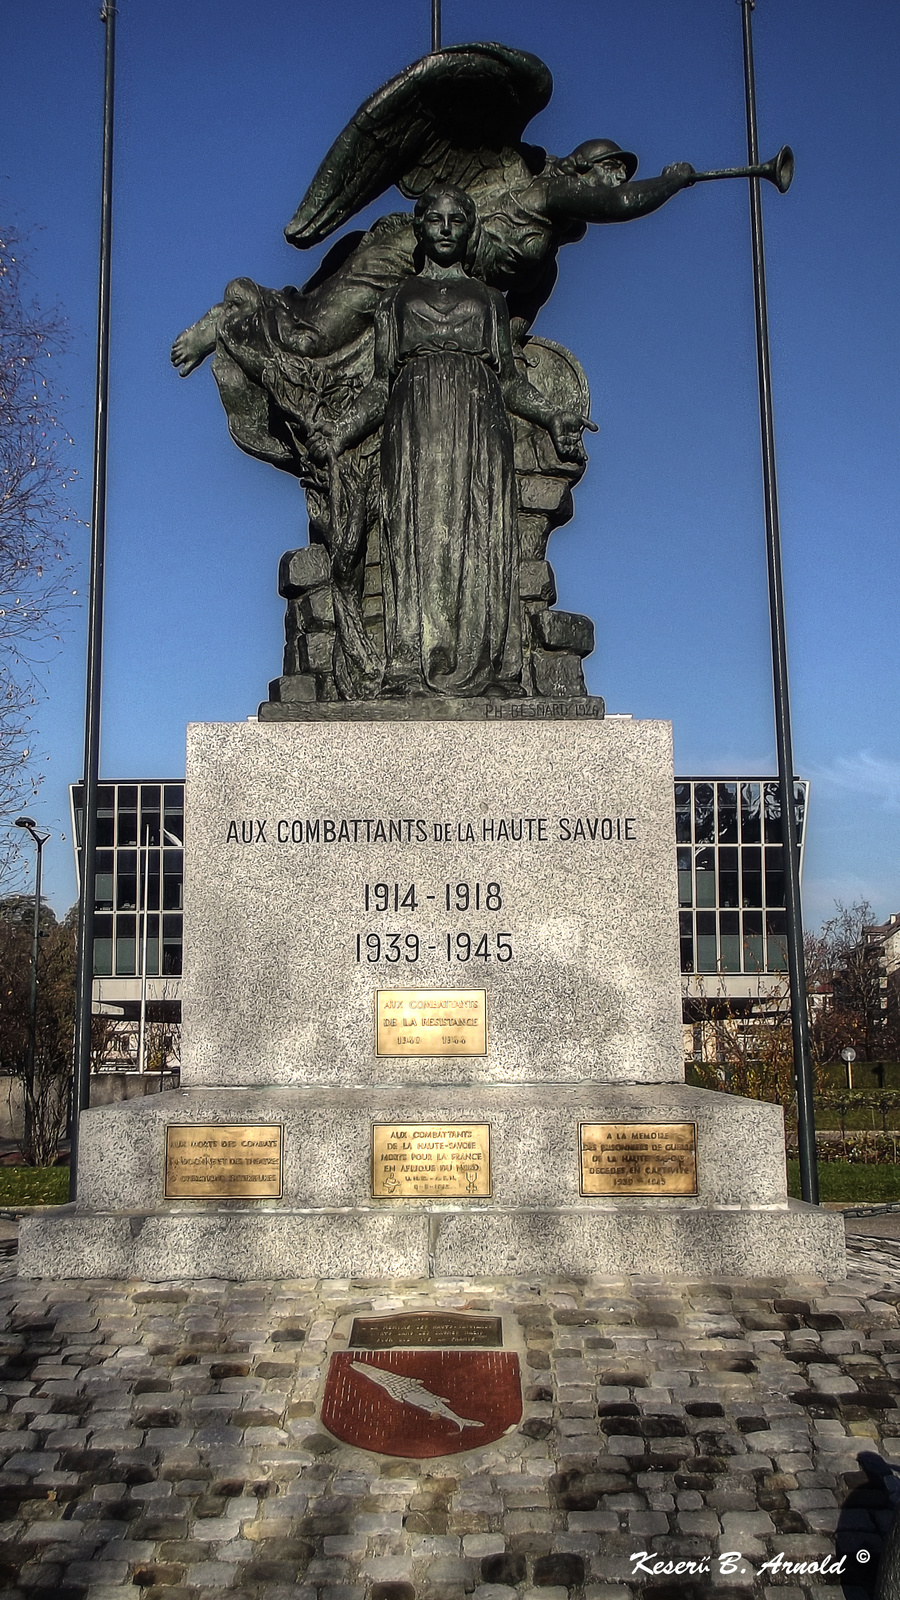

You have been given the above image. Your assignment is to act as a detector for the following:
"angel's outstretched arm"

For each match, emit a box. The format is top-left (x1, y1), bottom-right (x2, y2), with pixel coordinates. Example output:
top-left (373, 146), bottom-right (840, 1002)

top-left (596, 164), bottom-right (696, 220)
top-left (543, 163), bottom-right (695, 228)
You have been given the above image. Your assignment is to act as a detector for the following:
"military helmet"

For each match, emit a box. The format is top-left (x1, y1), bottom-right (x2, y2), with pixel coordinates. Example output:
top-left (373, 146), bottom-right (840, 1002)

top-left (568, 139), bottom-right (638, 181)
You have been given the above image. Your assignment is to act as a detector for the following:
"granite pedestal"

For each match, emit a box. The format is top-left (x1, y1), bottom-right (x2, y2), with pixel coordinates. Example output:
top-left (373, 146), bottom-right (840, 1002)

top-left (20, 716), bottom-right (844, 1279)
top-left (180, 715), bottom-right (684, 1089)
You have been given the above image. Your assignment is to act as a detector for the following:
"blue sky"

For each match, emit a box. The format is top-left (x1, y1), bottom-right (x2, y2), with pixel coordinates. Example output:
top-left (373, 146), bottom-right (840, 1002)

top-left (2, 0), bottom-right (899, 925)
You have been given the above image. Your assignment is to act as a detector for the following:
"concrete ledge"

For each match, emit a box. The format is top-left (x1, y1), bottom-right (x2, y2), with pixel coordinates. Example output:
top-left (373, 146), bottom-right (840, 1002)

top-left (431, 1199), bottom-right (846, 1281)
top-left (19, 1200), bottom-right (845, 1281)
top-left (257, 696), bottom-right (606, 721)
top-left (18, 1208), bottom-right (429, 1281)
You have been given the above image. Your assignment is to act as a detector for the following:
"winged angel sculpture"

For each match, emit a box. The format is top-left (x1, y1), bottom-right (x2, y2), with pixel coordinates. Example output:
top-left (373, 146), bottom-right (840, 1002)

top-left (172, 44), bottom-right (696, 706)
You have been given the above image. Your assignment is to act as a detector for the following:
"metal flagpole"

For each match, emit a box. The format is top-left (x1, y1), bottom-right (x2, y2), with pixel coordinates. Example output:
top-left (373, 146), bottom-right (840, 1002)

top-left (14, 819), bottom-right (50, 1151)
top-left (738, 0), bottom-right (818, 1203)
top-left (70, 0), bottom-right (117, 1200)
top-left (431, 0), bottom-right (441, 52)
top-left (137, 824), bottom-right (150, 1075)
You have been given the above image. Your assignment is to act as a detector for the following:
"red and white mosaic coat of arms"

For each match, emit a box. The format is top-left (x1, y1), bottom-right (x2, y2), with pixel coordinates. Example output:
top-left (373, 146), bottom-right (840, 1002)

top-left (321, 1348), bottom-right (522, 1458)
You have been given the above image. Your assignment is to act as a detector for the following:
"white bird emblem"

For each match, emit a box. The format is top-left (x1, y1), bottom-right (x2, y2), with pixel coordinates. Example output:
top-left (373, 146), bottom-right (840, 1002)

top-left (351, 1361), bottom-right (484, 1430)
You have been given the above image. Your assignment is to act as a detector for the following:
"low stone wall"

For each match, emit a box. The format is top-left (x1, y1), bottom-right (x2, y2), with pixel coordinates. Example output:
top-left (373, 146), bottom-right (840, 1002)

top-left (88, 1070), bottom-right (179, 1109)
top-left (0, 1071), bottom-right (178, 1145)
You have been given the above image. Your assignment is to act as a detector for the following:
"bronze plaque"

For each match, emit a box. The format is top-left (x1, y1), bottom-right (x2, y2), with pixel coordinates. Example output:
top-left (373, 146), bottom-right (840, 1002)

top-left (580, 1123), bottom-right (698, 1196)
top-left (164, 1124), bottom-right (283, 1199)
top-left (372, 1123), bottom-right (491, 1198)
top-left (375, 989), bottom-right (486, 1057)
top-left (350, 1313), bottom-right (503, 1349)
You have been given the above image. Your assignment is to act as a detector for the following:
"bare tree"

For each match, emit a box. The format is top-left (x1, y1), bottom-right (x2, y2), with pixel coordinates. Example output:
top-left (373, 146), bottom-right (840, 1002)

top-left (144, 1001), bottom-right (182, 1079)
top-left (0, 898), bottom-right (76, 1166)
top-left (811, 900), bottom-right (899, 1063)
top-left (89, 1011), bottom-right (121, 1074)
top-left (0, 227), bottom-right (76, 884)
top-left (686, 973), bottom-right (802, 1125)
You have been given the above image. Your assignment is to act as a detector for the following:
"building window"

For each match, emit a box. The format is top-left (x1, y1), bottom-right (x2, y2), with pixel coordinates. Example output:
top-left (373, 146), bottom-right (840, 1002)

top-left (139, 913), bottom-right (160, 976)
top-left (162, 914), bottom-right (183, 975)
top-left (767, 911), bottom-right (788, 971)
top-left (677, 849), bottom-right (692, 907)
top-left (696, 910), bottom-right (718, 973)
top-left (675, 777), bottom-right (807, 978)
top-left (675, 784), bottom-right (692, 844)
top-left (741, 847), bottom-right (762, 908)
top-left (72, 780), bottom-right (185, 985)
top-left (679, 911), bottom-right (694, 972)
top-left (695, 848), bottom-right (716, 907)
top-left (694, 783), bottom-right (715, 845)
top-left (742, 911), bottom-right (764, 974)
top-left (115, 914), bottom-right (137, 976)
top-left (717, 782), bottom-right (738, 843)
top-left (719, 911), bottom-right (741, 973)
top-left (93, 914), bottom-right (113, 976)
top-left (718, 847), bottom-right (739, 909)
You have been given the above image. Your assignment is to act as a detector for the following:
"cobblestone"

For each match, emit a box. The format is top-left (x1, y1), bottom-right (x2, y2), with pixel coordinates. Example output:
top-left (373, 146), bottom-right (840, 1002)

top-left (0, 1234), bottom-right (894, 1596)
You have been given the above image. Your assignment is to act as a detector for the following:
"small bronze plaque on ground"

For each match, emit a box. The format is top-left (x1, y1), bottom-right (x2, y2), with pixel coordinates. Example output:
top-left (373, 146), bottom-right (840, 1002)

top-left (349, 1313), bottom-right (503, 1348)
top-left (579, 1123), bottom-right (698, 1196)
top-left (372, 1123), bottom-right (491, 1198)
top-left (375, 989), bottom-right (487, 1057)
top-left (164, 1124), bottom-right (283, 1199)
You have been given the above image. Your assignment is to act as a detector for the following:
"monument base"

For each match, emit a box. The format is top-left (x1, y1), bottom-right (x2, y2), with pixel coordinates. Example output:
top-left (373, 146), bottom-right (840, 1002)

top-left (19, 1084), bottom-right (845, 1280)
top-left (25, 715), bottom-right (844, 1283)
top-left (18, 1200), bottom-right (842, 1282)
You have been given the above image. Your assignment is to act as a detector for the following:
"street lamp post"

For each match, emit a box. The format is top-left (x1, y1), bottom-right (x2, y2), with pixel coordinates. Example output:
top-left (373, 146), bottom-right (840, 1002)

top-left (14, 818), bottom-right (51, 1146)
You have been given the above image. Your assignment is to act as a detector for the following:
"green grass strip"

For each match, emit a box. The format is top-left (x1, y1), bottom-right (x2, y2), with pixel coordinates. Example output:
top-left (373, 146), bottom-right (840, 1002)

top-left (788, 1161), bottom-right (900, 1203)
top-left (0, 1167), bottom-right (70, 1206)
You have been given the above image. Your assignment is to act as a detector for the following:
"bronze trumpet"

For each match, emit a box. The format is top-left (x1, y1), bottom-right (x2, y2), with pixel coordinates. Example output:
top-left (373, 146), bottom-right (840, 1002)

top-left (687, 145), bottom-right (794, 194)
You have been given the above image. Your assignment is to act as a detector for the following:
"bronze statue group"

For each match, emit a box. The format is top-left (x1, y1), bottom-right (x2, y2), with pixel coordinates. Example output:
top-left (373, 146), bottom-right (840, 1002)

top-left (172, 44), bottom-right (695, 702)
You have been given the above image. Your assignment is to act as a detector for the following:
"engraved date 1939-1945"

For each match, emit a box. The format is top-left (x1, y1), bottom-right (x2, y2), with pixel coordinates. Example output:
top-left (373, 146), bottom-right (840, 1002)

top-left (355, 932), bottom-right (513, 963)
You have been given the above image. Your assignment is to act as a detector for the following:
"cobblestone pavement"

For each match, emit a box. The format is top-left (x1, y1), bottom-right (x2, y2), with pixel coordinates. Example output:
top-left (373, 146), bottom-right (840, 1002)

top-left (0, 1234), bottom-right (898, 1600)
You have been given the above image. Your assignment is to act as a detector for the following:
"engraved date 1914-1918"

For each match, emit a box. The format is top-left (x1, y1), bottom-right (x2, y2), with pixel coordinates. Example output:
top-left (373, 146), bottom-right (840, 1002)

top-left (363, 881), bottom-right (503, 911)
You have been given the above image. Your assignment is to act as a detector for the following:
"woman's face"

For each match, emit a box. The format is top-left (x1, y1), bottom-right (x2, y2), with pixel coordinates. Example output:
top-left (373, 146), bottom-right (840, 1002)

top-left (417, 193), bottom-right (472, 264)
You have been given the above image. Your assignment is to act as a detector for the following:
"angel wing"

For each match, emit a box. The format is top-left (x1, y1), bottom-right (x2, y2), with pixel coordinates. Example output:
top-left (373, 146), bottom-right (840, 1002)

top-left (285, 42), bottom-right (552, 250)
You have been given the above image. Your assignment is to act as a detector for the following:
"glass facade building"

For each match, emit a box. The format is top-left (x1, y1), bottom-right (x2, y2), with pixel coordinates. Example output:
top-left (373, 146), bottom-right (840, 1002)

top-left (71, 782), bottom-right (184, 979)
top-left (674, 777), bottom-right (807, 978)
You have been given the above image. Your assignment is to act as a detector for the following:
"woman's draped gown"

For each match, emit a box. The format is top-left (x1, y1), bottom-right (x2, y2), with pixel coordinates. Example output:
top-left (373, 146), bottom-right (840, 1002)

top-left (378, 278), bottom-right (522, 697)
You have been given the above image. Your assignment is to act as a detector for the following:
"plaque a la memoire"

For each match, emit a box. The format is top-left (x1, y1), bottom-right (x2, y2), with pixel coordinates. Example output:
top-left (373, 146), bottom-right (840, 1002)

top-left (580, 1123), bottom-right (699, 1197)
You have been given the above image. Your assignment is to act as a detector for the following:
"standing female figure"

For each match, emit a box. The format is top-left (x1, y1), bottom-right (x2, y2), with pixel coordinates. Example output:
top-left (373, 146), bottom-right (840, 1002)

top-left (310, 185), bottom-right (592, 698)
